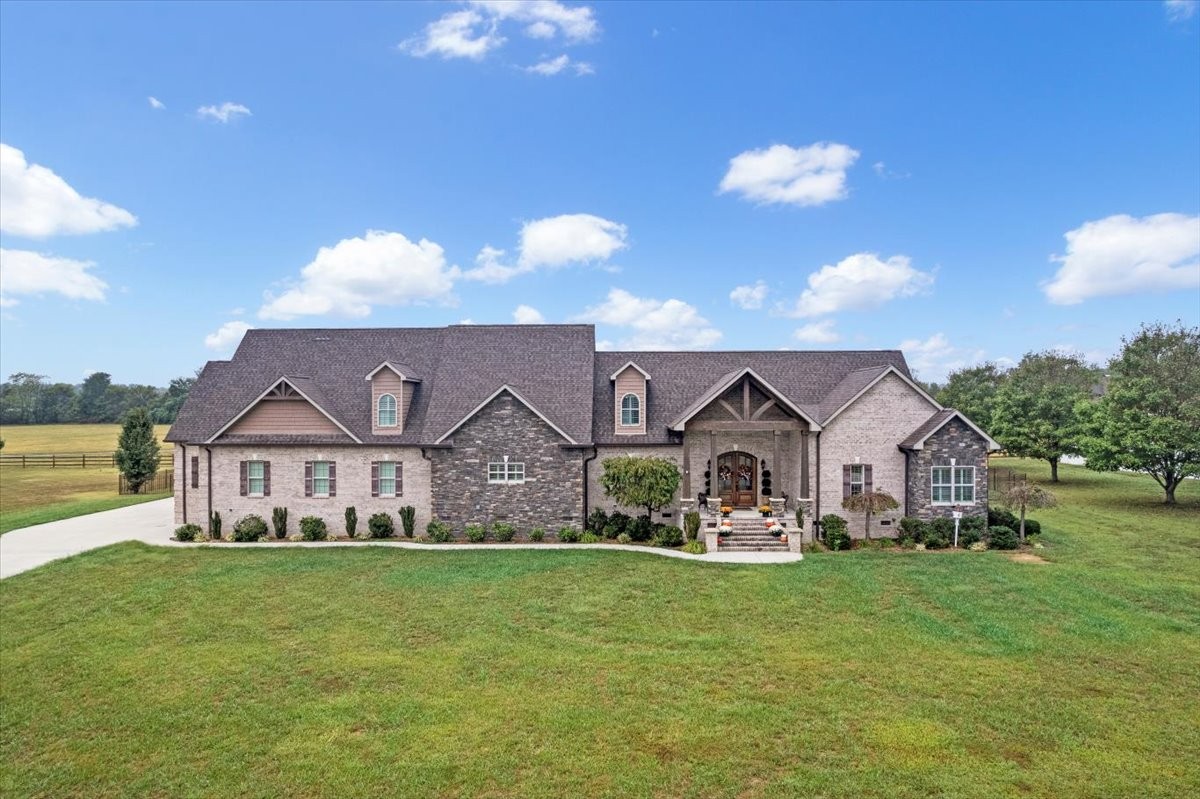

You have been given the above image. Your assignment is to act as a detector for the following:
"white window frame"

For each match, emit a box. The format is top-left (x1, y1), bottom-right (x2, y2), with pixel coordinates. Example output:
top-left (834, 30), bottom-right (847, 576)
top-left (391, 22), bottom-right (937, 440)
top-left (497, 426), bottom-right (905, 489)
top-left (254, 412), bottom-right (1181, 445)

top-left (377, 393), bottom-right (397, 427)
top-left (488, 461), bottom-right (525, 484)
top-left (247, 460), bottom-right (265, 497)
top-left (619, 393), bottom-right (640, 426)
top-left (849, 464), bottom-right (864, 496)
top-left (931, 465), bottom-right (975, 505)
top-left (378, 461), bottom-right (397, 497)
top-left (312, 460), bottom-right (331, 497)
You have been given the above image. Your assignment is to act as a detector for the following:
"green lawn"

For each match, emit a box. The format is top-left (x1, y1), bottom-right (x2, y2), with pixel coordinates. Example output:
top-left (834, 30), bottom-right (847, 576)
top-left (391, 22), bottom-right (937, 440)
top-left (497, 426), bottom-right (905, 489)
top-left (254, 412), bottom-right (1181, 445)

top-left (2, 461), bottom-right (1197, 798)
top-left (0, 424), bottom-right (173, 534)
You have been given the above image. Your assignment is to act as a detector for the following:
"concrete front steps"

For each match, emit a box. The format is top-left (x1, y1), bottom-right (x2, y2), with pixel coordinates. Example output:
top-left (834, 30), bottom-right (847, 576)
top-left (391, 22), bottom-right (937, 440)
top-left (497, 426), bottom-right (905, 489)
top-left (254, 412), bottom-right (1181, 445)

top-left (716, 517), bottom-right (791, 552)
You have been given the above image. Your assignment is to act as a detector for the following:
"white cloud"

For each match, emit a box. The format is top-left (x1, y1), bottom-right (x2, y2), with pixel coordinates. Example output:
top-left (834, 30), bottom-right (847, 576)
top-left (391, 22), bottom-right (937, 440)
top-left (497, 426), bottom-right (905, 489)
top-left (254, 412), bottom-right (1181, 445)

top-left (729, 280), bottom-right (768, 309)
top-left (1043, 213), bottom-right (1199, 305)
top-left (463, 213), bottom-right (628, 283)
top-left (523, 53), bottom-right (593, 76)
top-left (574, 288), bottom-right (722, 350)
top-left (0, 143), bottom-right (137, 238)
top-left (793, 319), bottom-right (840, 344)
top-left (401, 1), bottom-right (598, 61)
top-left (0, 248), bottom-right (108, 307)
top-left (898, 333), bottom-right (986, 382)
top-left (719, 142), bottom-right (860, 207)
top-left (197, 102), bottom-right (251, 123)
top-left (787, 252), bottom-right (934, 317)
top-left (148, 96), bottom-right (165, 110)
top-left (258, 230), bottom-right (459, 319)
top-left (204, 320), bottom-right (253, 351)
top-left (512, 304), bottom-right (545, 323)
top-left (872, 160), bottom-right (910, 180)
top-left (1165, 0), bottom-right (1197, 22)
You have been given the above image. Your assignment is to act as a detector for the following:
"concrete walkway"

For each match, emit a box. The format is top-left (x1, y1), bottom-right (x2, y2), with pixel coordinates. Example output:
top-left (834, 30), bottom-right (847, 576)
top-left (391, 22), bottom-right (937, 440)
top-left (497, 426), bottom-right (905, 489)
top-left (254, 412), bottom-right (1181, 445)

top-left (1, 499), bottom-right (801, 579)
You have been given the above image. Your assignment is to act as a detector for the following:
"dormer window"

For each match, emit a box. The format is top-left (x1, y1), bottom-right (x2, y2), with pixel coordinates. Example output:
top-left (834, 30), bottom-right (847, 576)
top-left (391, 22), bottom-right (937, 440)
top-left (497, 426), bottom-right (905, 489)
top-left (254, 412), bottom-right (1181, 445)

top-left (377, 394), bottom-right (397, 427)
top-left (620, 393), bottom-right (640, 426)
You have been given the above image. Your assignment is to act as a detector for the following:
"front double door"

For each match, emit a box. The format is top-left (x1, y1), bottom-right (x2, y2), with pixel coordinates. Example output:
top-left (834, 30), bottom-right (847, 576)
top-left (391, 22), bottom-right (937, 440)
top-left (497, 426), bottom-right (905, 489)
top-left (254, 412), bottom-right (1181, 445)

top-left (717, 451), bottom-right (757, 508)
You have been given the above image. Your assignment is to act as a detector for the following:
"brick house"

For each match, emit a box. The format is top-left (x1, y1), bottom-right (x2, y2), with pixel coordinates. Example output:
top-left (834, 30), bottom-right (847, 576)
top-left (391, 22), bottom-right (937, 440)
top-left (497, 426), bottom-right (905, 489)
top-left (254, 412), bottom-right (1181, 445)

top-left (167, 324), bottom-right (999, 539)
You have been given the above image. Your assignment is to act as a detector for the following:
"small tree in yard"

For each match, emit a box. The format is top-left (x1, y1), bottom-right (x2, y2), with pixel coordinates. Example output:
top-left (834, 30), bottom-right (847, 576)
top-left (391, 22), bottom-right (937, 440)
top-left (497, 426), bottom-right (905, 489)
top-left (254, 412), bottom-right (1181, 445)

top-left (841, 489), bottom-right (899, 541)
top-left (599, 456), bottom-right (681, 521)
top-left (1077, 321), bottom-right (1200, 505)
top-left (115, 407), bottom-right (160, 493)
top-left (998, 481), bottom-right (1056, 542)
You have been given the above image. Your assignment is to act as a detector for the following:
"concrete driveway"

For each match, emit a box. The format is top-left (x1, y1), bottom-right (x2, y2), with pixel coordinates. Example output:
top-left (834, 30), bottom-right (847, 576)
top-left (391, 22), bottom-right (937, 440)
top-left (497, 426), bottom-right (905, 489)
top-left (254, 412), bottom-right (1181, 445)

top-left (0, 499), bottom-right (174, 579)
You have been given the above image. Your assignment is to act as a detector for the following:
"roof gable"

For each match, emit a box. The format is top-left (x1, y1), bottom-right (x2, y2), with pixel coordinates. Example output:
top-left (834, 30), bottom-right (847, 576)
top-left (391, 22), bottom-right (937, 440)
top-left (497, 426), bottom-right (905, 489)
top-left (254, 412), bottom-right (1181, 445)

top-left (206, 376), bottom-right (362, 444)
top-left (433, 385), bottom-right (579, 445)
top-left (609, 361), bottom-right (651, 381)
top-left (668, 368), bottom-right (822, 431)
top-left (820, 365), bottom-right (940, 425)
top-left (900, 408), bottom-right (1001, 451)
top-left (364, 361), bottom-right (421, 382)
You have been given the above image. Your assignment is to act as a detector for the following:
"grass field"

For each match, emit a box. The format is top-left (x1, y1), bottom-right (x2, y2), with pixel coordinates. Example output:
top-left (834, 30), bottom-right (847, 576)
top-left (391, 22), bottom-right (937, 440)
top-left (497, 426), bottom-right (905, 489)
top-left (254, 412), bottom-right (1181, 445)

top-left (0, 424), bottom-right (173, 534)
top-left (1, 460), bottom-right (1197, 798)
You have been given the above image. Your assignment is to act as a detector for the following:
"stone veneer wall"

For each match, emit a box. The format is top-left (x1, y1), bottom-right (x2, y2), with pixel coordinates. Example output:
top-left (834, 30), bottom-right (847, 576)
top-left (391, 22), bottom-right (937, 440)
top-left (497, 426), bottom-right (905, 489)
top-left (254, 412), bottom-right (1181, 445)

top-left (427, 392), bottom-right (586, 534)
top-left (817, 372), bottom-right (939, 538)
top-left (588, 445), bottom-right (683, 522)
top-left (904, 417), bottom-right (989, 521)
top-left (173, 443), bottom-right (432, 535)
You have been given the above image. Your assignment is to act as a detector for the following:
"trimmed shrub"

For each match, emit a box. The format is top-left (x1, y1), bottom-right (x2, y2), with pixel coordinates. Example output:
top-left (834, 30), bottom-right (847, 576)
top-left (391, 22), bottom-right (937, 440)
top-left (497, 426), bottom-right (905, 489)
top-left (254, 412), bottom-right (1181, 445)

top-left (651, 524), bottom-right (684, 548)
top-left (174, 523), bottom-right (203, 542)
top-left (989, 525), bottom-right (1019, 550)
top-left (683, 510), bottom-right (701, 541)
top-left (465, 524), bottom-right (487, 543)
top-left (586, 508), bottom-right (609, 534)
top-left (557, 526), bottom-right (581, 543)
top-left (209, 511), bottom-right (222, 539)
top-left (988, 507), bottom-right (1020, 530)
top-left (528, 527), bottom-right (546, 542)
top-left (368, 512), bottom-right (395, 539)
top-left (426, 520), bottom-right (453, 543)
top-left (579, 531), bottom-right (602, 544)
top-left (628, 515), bottom-right (654, 542)
top-left (272, 507), bottom-right (288, 539)
top-left (299, 516), bottom-right (328, 541)
top-left (925, 518), bottom-right (954, 549)
top-left (1023, 518), bottom-right (1042, 537)
top-left (682, 539), bottom-right (706, 555)
top-left (603, 512), bottom-right (631, 539)
top-left (492, 522), bottom-right (516, 542)
top-left (959, 516), bottom-right (985, 547)
top-left (821, 514), bottom-right (851, 551)
top-left (399, 505), bottom-right (416, 538)
top-left (344, 507), bottom-right (358, 537)
top-left (616, 532), bottom-right (632, 545)
top-left (899, 516), bottom-right (928, 542)
top-left (232, 514), bottom-right (268, 542)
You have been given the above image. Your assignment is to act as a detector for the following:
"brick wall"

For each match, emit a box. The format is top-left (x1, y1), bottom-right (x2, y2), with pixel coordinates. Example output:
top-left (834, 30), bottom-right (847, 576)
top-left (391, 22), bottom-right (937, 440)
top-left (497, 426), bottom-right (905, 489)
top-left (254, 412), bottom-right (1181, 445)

top-left (904, 416), bottom-right (989, 521)
top-left (172, 443), bottom-right (432, 536)
top-left (588, 445), bottom-right (683, 522)
top-left (427, 391), bottom-right (586, 534)
top-left (818, 372), bottom-right (939, 537)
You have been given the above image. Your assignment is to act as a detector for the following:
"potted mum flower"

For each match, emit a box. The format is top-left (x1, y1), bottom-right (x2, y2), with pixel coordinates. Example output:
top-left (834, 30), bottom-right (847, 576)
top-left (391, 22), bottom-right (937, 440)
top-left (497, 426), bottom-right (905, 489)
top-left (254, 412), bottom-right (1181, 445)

top-left (758, 504), bottom-right (772, 517)
top-left (720, 505), bottom-right (733, 517)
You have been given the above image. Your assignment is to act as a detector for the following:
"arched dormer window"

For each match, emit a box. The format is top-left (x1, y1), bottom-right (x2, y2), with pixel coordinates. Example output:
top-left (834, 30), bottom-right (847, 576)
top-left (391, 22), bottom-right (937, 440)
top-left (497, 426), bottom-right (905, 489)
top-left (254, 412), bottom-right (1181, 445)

top-left (620, 393), bottom-right (640, 426)
top-left (378, 393), bottom-right (397, 427)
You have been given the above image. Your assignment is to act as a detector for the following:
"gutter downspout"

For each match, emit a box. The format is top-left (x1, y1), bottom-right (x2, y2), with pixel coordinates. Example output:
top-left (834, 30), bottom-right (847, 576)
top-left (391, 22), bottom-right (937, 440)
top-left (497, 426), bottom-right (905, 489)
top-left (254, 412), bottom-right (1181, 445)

top-left (582, 446), bottom-right (599, 527)
top-left (421, 447), bottom-right (435, 522)
top-left (814, 431), bottom-right (821, 540)
top-left (903, 449), bottom-right (910, 517)
top-left (181, 444), bottom-right (187, 525)
top-left (205, 446), bottom-right (213, 534)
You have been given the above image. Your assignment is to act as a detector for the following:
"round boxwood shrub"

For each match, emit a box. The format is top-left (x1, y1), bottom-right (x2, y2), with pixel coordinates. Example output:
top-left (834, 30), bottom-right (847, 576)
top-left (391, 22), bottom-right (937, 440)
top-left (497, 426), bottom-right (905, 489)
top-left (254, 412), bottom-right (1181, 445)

top-left (586, 508), bottom-right (609, 534)
top-left (174, 523), bottom-right (203, 542)
top-left (925, 518), bottom-right (954, 549)
top-left (528, 527), bottom-right (545, 542)
top-left (616, 532), bottom-right (632, 545)
top-left (426, 519), bottom-right (453, 543)
top-left (299, 515), bottom-right (328, 541)
top-left (557, 526), bottom-right (581, 543)
top-left (627, 515), bottom-right (654, 542)
top-left (988, 507), bottom-right (1020, 530)
top-left (231, 514), bottom-right (269, 542)
top-left (579, 531), bottom-right (602, 543)
top-left (603, 512), bottom-right (631, 539)
top-left (1022, 518), bottom-right (1042, 537)
top-left (820, 514), bottom-right (851, 551)
top-left (650, 524), bottom-right (684, 548)
top-left (368, 512), bottom-right (395, 539)
top-left (465, 523), bottom-right (486, 543)
top-left (989, 525), bottom-right (1019, 550)
top-left (492, 522), bottom-right (515, 542)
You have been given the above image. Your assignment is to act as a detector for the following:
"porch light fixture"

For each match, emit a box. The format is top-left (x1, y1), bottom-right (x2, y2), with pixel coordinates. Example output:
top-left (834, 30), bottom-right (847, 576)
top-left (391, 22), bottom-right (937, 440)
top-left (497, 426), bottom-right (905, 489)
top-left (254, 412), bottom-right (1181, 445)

top-left (950, 457), bottom-right (956, 466)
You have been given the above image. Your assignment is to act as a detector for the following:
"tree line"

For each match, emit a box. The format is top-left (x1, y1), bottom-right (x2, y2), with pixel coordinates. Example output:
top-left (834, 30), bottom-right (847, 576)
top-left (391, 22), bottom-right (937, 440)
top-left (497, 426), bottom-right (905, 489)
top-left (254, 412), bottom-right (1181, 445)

top-left (934, 321), bottom-right (1198, 505)
top-left (0, 371), bottom-right (195, 426)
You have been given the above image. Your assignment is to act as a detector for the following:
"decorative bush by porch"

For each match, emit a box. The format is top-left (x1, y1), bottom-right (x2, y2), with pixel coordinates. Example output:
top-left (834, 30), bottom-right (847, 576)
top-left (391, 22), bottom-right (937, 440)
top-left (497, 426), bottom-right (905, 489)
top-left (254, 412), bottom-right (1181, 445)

top-left (627, 515), bottom-right (653, 542)
top-left (367, 512), bottom-right (394, 539)
top-left (820, 514), bottom-right (851, 551)
top-left (174, 523), bottom-right (203, 542)
top-left (925, 518), bottom-right (954, 549)
top-left (399, 505), bottom-right (416, 538)
top-left (579, 532), bottom-right (602, 543)
top-left (683, 511), bottom-right (701, 540)
top-left (231, 514), bottom-right (268, 542)
top-left (299, 516), bottom-right (328, 541)
top-left (426, 520), bottom-right (452, 543)
top-left (682, 539), bottom-right (706, 554)
top-left (587, 508), bottom-right (608, 534)
top-left (271, 507), bottom-right (288, 539)
top-left (603, 512), bottom-right (630, 539)
top-left (650, 525), bottom-right (683, 548)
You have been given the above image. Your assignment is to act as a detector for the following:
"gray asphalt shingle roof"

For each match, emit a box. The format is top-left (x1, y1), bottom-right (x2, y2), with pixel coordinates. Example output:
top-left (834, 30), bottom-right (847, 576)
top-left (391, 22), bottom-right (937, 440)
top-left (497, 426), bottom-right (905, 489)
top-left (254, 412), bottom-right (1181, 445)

top-left (168, 326), bottom-right (915, 447)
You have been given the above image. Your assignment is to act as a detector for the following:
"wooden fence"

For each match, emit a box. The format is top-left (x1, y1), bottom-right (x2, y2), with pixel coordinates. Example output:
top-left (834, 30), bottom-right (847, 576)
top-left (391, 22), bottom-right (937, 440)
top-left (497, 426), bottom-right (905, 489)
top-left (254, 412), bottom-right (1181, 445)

top-left (119, 470), bottom-right (174, 495)
top-left (0, 452), bottom-right (164, 469)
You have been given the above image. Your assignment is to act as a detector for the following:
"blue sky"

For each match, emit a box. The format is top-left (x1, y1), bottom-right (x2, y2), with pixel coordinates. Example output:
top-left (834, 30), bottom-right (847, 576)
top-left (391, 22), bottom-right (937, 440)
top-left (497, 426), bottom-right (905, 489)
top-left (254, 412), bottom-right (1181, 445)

top-left (1, 0), bottom-right (1198, 386)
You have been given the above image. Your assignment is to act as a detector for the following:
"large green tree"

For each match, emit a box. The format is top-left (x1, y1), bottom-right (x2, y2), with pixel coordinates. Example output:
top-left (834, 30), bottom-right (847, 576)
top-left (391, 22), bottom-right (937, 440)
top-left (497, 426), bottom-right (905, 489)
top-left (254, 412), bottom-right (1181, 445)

top-left (78, 372), bottom-right (114, 422)
top-left (598, 456), bottom-right (681, 519)
top-left (1077, 322), bottom-right (1200, 505)
top-left (937, 363), bottom-right (1005, 432)
top-left (115, 407), bottom-right (161, 493)
top-left (151, 376), bottom-right (196, 423)
top-left (991, 351), bottom-right (1099, 482)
